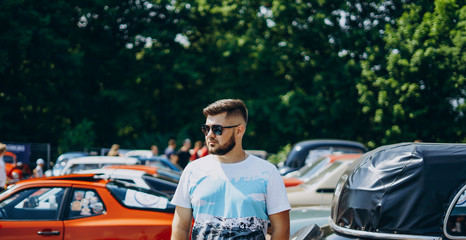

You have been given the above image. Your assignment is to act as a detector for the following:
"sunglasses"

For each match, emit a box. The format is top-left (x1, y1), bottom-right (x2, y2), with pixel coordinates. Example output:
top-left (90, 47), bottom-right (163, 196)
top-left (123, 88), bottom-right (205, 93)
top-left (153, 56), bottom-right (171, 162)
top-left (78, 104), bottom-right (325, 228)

top-left (201, 124), bottom-right (240, 136)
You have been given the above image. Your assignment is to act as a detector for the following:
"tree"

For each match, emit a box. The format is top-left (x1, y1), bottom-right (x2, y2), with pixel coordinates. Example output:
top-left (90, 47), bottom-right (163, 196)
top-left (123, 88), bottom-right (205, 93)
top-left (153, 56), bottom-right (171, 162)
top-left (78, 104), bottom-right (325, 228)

top-left (358, 0), bottom-right (466, 147)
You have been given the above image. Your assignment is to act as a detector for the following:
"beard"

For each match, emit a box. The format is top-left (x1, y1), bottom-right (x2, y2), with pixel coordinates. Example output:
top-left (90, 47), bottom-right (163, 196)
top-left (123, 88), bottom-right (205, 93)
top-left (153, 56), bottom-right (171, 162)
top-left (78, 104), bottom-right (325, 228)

top-left (208, 133), bottom-right (236, 155)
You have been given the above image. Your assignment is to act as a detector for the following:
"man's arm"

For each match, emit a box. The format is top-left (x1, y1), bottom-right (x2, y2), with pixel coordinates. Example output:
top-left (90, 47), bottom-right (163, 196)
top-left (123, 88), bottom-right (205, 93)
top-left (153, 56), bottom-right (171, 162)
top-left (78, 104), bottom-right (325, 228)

top-left (171, 206), bottom-right (193, 240)
top-left (269, 210), bottom-right (290, 239)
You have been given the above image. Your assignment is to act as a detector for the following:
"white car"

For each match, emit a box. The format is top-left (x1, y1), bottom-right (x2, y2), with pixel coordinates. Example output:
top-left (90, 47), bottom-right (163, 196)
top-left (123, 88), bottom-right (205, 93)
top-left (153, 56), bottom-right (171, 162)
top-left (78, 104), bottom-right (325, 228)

top-left (123, 150), bottom-right (153, 158)
top-left (58, 156), bottom-right (140, 176)
top-left (287, 159), bottom-right (354, 207)
top-left (76, 168), bottom-right (177, 196)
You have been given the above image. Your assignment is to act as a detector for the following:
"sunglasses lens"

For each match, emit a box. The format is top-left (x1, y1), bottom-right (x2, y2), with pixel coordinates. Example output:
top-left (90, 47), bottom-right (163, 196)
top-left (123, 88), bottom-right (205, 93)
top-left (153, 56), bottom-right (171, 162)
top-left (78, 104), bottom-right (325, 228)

top-left (201, 125), bottom-right (223, 135)
top-left (212, 125), bottom-right (223, 135)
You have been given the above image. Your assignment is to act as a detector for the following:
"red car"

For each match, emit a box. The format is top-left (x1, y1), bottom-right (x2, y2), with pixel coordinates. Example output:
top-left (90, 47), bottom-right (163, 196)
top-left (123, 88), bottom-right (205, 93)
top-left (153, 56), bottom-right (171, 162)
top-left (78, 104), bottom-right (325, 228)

top-left (0, 174), bottom-right (174, 239)
top-left (4, 151), bottom-right (31, 184)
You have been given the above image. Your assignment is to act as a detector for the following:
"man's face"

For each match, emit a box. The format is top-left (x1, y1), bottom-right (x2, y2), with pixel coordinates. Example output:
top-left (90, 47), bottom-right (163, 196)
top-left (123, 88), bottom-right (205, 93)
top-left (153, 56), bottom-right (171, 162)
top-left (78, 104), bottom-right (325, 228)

top-left (204, 112), bottom-right (238, 155)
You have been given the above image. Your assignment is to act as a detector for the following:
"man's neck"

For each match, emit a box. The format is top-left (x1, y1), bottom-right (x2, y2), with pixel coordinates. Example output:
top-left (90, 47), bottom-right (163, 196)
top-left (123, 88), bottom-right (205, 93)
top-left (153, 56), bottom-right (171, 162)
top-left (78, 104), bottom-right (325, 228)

top-left (216, 149), bottom-right (248, 164)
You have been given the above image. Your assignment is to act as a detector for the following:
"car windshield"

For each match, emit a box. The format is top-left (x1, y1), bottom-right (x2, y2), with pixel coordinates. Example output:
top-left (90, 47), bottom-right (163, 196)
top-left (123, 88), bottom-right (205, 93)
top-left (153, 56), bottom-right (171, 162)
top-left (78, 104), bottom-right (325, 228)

top-left (284, 146), bottom-right (310, 168)
top-left (284, 145), bottom-right (364, 168)
top-left (285, 156), bottom-right (330, 179)
top-left (67, 164), bottom-right (100, 174)
top-left (142, 175), bottom-right (177, 195)
top-left (107, 181), bottom-right (175, 213)
top-left (446, 187), bottom-right (466, 237)
top-left (301, 161), bottom-right (345, 187)
top-left (3, 156), bottom-right (15, 164)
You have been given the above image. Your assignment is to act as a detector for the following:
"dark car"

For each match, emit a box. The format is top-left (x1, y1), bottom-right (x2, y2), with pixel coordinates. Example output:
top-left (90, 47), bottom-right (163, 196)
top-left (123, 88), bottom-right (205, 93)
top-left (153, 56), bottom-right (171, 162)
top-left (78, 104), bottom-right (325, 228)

top-left (277, 139), bottom-right (368, 175)
top-left (292, 142), bottom-right (466, 240)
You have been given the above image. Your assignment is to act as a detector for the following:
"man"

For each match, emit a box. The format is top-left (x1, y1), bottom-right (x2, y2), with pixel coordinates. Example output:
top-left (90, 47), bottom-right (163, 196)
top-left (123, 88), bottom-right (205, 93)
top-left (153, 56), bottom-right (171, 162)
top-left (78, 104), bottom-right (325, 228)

top-left (176, 139), bottom-right (191, 169)
top-left (33, 158), bottom-right (45, 178)
top-left (164, 139), bottom-right (177, 159)
top-left (0, 143), bottom-right (7, 190)
top-left (150, 145), bottom-right (159, 157)
top-left (171, 99), bottom-right (290, 239)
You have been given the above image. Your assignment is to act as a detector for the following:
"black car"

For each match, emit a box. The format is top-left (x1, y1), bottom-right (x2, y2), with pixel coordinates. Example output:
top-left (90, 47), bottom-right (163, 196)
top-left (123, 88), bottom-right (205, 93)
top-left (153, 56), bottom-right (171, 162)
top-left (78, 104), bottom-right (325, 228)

top-left (278, 139), bottom-right (368, 176)
top-left (292, 142), bottom-right (466, 240)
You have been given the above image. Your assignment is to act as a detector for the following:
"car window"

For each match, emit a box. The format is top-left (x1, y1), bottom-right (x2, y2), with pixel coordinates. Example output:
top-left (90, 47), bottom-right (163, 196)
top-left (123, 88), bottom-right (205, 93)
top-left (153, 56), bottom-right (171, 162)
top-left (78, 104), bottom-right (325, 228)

top-left (446, 187), bottom-right (466, 237)
top-left (286, 156), bottom-right (330, 178)
top-left (3, 156), bottom-right (15, 164)
top-left (68, 188), bottom-right (106, 219)
top-left (304, 147), bottom-right (364, 165)
top-left (148, 161), bottom-right (170, 169)
top-left (107, 182), bottom-right (174, 212)
top-left (66, 164), bottom-right (100, 174)
top-left (0, 187), bottom-right (65, 220)
top-left (142, 175), bottom-right (177, 194)
top-left (305, 148), bottom-right (332, 165)
top-left (301, 161), bottom-right (344, 187)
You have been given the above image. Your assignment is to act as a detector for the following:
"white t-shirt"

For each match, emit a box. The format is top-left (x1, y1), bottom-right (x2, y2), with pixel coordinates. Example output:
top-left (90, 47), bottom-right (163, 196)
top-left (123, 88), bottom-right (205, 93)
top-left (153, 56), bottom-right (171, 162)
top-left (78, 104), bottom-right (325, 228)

top-left (171, 154), bottom-right (290, 239)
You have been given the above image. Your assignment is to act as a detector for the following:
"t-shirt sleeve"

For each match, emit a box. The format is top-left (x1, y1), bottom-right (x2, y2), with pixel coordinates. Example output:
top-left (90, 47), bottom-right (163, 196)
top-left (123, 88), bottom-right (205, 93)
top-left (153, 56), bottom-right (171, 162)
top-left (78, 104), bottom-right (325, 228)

top-left (266, 166), bottom-right (291, 215)
top-left (170, 167), bottom-right (192, 209)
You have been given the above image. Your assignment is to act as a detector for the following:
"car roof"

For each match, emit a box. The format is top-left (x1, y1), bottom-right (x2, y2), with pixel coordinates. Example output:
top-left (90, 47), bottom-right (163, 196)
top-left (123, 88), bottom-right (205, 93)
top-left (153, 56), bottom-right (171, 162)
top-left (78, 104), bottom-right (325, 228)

top-left (77, 168), bottom-right (148, 177)
top-left (66, 156), bottom-right (140, 164)
top-left (332, 142), bottom-right (466, 238)
top-left (123, 150), bottom-right (152, 158)
top-left (4, 174), bottom-right (108, 190)
top-left (103, 164), bottom-right (158, 175)
top-left (294, 139), bottom-right (368, 150)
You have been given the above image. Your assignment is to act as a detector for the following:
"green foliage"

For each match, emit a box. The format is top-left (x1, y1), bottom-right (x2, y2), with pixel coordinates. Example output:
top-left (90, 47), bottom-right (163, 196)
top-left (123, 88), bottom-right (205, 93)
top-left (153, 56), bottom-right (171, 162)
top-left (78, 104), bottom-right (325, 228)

top-left (268, 143), bottom-right (292, 165)
top-left (0, 0), bottom-right (464, 154)
top-left (359, 0), bottom-right (466, 145)
top-left (59, 119), bottom-right (95, 153)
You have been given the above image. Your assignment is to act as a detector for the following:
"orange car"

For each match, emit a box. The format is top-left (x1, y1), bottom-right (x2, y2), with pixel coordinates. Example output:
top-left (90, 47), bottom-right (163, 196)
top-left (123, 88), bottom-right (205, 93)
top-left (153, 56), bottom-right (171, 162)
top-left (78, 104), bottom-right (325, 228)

top-left (4, 151), bottom-right (31, 184)
top-left (282, 153), bottom-right (362, 187)
top-left (104, 164), bottom-right (181, 183)
top-left (0, 174), bottom-right (174, 239)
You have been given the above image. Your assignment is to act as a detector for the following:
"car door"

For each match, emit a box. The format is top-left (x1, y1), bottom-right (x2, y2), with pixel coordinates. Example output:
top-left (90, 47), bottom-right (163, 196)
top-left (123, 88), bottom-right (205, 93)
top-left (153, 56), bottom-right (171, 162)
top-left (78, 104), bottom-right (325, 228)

top-left (63, 187), bottom-right (110, 239)
top-left (0, 187), bottom-right (66, 240)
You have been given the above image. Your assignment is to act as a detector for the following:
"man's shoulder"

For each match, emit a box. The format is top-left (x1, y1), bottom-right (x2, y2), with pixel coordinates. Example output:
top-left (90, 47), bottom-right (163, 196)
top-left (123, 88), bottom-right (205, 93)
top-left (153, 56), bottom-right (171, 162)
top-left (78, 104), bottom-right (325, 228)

top-left (185, 155), bottom-right (215, 170)
top-left (247, 154), bottom-right (276, 168)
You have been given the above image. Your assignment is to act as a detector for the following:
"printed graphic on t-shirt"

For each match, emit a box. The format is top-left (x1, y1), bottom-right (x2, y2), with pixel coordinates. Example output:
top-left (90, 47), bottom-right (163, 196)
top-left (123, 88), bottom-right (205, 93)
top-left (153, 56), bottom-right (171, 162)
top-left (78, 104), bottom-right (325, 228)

top-left (192, 215), bottom-right (267, 240)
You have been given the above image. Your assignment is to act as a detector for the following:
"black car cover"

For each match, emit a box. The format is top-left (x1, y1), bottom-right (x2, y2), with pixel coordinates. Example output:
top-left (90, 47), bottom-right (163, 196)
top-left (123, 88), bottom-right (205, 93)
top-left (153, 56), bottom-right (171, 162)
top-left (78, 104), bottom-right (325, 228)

top-left (331, 142), bottom-right (466, 236)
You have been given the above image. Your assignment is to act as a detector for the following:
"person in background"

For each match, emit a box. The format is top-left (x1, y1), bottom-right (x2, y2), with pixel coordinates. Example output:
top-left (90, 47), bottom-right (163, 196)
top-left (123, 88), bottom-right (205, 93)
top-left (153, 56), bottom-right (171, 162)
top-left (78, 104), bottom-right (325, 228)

top-left (170, 154), bottom-right (180, 168)
top-left (150, 145), bottom-right (159, 157)
top-left (171, 99), bottom-right (290, 239)
top-left (198, 141), bottom-right (209, 158)
top-left (164, 139), bottom-right (177, 159)
top-left (33, 158), bottom-right (45, 178)
top-left (176, 139), bottom-right (191, 169)
top-left (0, 143), bottom-right (7, 190)
top-left (107, 144), bottom-right (122, 156)
top-left (189, 140), bottom-right (203, 161)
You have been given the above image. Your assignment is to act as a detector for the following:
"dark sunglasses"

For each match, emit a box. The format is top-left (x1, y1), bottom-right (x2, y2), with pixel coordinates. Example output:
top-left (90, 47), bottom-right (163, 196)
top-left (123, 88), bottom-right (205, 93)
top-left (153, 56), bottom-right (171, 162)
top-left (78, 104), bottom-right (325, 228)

top-left (201, 124), bottom-right (240, 136)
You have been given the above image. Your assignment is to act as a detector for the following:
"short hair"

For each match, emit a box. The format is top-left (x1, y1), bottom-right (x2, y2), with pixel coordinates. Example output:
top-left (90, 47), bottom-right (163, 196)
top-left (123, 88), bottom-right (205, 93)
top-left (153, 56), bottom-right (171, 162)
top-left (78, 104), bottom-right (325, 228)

top-left (0, 143), bottom-right (6, 154)
top-left (203, 99), bottom-right (248, 124)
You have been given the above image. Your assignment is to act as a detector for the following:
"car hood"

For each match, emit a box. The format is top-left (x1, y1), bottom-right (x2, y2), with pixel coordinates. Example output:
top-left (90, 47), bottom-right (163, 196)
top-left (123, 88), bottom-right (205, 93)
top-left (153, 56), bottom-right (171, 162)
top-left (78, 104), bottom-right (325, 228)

top-left (331, 142), bottom-right (466, 237)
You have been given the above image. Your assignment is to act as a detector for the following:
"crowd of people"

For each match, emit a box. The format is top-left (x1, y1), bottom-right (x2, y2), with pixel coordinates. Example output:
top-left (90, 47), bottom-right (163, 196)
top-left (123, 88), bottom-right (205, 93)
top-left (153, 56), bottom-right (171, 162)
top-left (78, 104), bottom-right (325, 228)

top-left (106, 139), bottom-right (209, 170)
top-left (0, 143), bottom-right (45, 191)
top-left (163, 139), bottom-right (209, 169)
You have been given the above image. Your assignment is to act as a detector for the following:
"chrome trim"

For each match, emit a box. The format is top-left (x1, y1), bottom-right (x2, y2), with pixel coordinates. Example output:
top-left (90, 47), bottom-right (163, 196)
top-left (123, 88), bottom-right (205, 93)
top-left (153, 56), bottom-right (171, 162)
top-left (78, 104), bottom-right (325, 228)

top-left (443, 183), bottom-right (466, 239)
top-left (330, 220), bottom-right (441, 240)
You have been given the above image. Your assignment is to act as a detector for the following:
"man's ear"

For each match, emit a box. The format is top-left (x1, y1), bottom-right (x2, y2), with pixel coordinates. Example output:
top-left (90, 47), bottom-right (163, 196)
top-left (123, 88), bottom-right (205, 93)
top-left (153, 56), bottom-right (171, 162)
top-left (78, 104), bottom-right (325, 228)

top-left (236, 124), bottom-right (246, 137)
